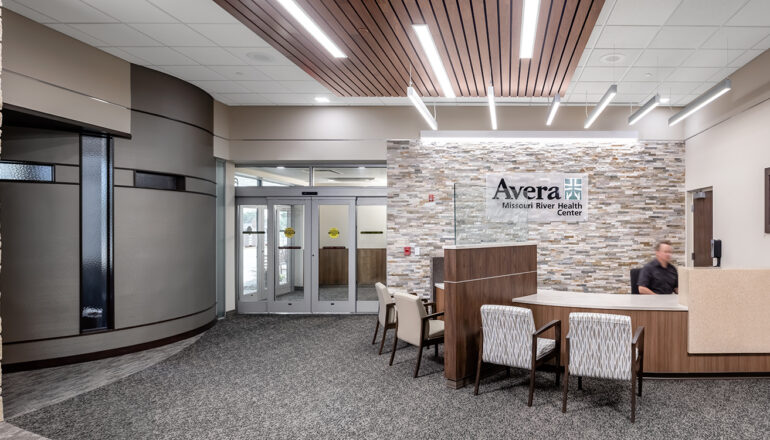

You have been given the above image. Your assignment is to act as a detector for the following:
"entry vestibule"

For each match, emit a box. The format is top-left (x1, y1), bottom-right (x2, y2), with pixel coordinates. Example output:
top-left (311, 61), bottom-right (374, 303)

top-left (236, 186), bottom-right (387, 314)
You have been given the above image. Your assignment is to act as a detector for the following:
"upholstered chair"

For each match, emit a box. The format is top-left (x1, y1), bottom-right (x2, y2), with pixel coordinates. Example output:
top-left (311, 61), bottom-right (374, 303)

top-left (473, 305), bottom-right (560, 406)
top-left (389, 293), bottom-right (444, 378)
top-left (562, 312), bottom-right (645, 423)
top-left (372, 282), bottom-right (397, 355)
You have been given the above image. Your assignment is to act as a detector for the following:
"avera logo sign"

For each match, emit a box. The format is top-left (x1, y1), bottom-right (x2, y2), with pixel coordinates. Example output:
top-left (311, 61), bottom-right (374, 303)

top-left (564, 178), bottom-right (582, 200)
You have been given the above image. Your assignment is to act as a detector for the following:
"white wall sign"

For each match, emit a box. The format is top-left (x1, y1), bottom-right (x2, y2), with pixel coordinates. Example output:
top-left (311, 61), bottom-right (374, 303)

top-left (486, 173), bottom-right (588, 222)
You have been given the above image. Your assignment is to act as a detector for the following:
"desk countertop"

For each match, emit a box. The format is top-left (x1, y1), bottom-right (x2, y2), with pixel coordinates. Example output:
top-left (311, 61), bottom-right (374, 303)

top-left (513, 289), bottom-right (688, 311)
top-left (435, 283), bottom-right (444, 290)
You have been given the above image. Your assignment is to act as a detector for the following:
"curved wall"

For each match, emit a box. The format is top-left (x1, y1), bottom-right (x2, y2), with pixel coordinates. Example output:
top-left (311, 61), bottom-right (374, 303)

top-left (0, 65), bottom-right (216, 367)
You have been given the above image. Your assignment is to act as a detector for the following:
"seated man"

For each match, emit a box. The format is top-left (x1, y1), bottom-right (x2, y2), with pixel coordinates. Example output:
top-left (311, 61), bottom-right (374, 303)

top-left (638, 240), bottom-right (678, 295)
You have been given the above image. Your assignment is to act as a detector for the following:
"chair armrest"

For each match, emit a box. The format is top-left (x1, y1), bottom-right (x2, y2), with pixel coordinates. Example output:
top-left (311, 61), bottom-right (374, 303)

top-left (422, 312), bottom-right (445, 321)
top-left (533, 320), bottom-right (560, 337)
top-left (422, 302), bottom-right (436, 307)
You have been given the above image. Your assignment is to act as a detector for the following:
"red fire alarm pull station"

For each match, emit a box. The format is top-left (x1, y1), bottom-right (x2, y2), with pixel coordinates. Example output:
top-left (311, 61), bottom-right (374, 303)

top-left (404, 246), bottom-right (412, 256)
top-left (428, 194), bottom-right (435, 202)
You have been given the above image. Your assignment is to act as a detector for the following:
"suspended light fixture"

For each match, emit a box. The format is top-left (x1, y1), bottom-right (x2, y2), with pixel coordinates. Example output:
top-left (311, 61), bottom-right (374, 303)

top-left (584, 85), bottom-right (617, 129)
top-left (546, 95), bottom-right (561, 126)
top-left (668, 79), bottom-right (731, 126)
top-left (487, 85), bottom-right (497, 130)
top-left (628, 94), bottom-right (660, 126)
top-left (407, 86), bottom-right (438, 130)
top-left (276, 0), bottom-right (346, 58)
top-left (520, 0), bottom-right (541, 58)
top-left (413, 25), bottom-right (456, 98)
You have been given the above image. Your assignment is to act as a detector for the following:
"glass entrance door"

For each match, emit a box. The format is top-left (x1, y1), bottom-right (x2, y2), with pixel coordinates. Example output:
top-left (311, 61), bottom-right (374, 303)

top-left (238, 202), bottom-right (268, 313)
top-left (355, 198), bottom-right (387, 313)
top-left (312, 199), bottom-right (355, 312)
top-left (269, 199), bottom-right (311, 312)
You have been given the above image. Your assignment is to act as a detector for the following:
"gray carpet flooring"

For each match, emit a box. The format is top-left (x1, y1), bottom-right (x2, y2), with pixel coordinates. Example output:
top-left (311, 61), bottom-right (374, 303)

top-left (10, 314), bottom-right (770, 440)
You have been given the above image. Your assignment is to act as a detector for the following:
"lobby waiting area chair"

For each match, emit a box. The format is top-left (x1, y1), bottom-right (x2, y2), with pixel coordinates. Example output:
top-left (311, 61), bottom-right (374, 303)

top-left (389, 292), bottom-right (444, 378)
top-left (562, 312), bottom-right (645, 422)
top-left (473, 305), bottom-right (561, 406)
top-left (372, 282), bottom-right (397, 355)
top-left (630, 268), bottom-right (642, 294)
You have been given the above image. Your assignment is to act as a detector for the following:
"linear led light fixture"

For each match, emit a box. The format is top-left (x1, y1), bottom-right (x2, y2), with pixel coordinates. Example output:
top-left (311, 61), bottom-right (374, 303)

top-left (276, 0), bottom-right (346, 58)
top-left (628, 94), bottom-right (660, 126)
top-left (546, 95), bottom-right (560, 126)
top-left (584, 84), bottom-right (617, 129)
top-left (413, 25), bottom-right (456, 98)
top-left (407, 86), bottom-right (438, 130)
top-left (421, 130), bottom-right (638, 144)
top-left (487, 85), bottom-right (497, 130)
top-left (668, 79), bottom-right (731, 126)
top-left (520, 0), bottom-right (541, 58)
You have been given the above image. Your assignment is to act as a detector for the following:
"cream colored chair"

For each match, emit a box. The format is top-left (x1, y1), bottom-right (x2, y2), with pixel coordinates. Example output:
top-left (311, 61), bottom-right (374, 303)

top-left (389, 293), bottom-right (444, 378)
top-left (473, 305), bottom-right (560, 406)
top-left (371, 282), bottom-right (397, 355)
top-left (562, 312), bottom-right (645, 423)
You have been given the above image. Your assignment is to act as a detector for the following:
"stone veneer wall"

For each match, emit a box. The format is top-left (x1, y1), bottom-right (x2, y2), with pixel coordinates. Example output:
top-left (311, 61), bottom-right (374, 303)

top-left (387, 139), bottom-right (685, 296)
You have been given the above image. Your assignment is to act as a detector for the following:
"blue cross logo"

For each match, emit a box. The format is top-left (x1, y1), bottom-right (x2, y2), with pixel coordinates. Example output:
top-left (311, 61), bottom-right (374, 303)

top-left (564, 178), bottom-right (582, 200)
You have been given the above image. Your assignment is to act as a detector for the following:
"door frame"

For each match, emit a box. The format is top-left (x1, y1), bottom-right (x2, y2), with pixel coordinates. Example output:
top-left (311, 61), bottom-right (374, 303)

top-left (237, 197), bottom-right (268, 313)
top-left (355, 197), bottom-right (387, 313)
top-left (311, 198), bottom-right (356, 313)
top-left (268, 198), bottom-right (312, 313)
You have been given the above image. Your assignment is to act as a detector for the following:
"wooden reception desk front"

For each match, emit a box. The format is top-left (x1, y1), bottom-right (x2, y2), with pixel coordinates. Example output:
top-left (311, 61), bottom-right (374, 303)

top-left (437, 245), bottom-right (770, 388)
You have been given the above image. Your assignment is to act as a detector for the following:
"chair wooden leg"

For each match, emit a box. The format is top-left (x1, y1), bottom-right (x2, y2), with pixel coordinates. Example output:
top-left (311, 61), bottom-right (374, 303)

top-left (578, 376), bottom-right (583, 390)
top-left (434, 342), bottom-right (438, 357)
top-left (527, 365), bottom-right (536, 407)
top-left (378, 327), bottom-right (388, 355)
top-left (371, 319), bottom-right (379, 345)
top-left (473, 341), bottom-right (483, 396)
top-left (388, 330), bottom-right (398, 366)
top-left (506, 367), bottom-right (511, 377)
top-left (413, 342), bottom-right (424, 378)
top-left (555, 352), bottom-right (561, 387)
top-left (561, 366), bottom-right (569, 413)
top-left (638, 363), bottom-right (644, 396)
top-left (631, 370), bottom-right (637, 423)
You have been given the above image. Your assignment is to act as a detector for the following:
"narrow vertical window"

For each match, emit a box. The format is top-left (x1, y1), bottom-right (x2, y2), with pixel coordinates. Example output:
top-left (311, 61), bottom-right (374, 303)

top-left (80, 135), bottom-right (113, 331)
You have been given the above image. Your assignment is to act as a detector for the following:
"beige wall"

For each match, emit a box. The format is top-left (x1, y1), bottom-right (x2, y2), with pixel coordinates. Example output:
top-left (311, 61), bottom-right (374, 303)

top-left (684, 49), bottom-right (770, 268)
top-left (2, 9), bottom-right (131, 134)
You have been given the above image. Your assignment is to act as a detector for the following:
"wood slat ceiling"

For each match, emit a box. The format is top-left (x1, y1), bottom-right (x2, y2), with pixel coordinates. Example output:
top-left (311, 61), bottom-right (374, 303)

top-left (213, 0), bottom-right (605, 98)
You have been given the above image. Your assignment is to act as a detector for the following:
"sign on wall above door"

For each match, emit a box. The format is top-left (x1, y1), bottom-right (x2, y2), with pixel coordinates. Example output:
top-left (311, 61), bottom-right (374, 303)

top-left (486, 173), bottom-right (588, 222)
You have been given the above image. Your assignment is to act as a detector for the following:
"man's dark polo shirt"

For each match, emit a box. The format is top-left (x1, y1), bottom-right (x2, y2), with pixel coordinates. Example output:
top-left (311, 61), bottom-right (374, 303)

top-left (638, 259), bottom-right (678, 294)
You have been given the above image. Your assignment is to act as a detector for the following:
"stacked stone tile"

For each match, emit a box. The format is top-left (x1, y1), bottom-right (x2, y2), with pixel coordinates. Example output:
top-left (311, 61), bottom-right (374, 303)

top-left (387, 139), bottom-right (685, 297)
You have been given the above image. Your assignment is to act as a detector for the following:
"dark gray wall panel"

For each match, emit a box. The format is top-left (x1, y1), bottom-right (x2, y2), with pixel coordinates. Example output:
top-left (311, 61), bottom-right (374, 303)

top-left (185, 176), bottom-right (216, 196)
top-left (2, 126), bottom-right (79, 165)
top-left (0, 183), bottom-right (80, 342)
top-left (114, 111), bottom-right (215, 182)
top-left (55, 165), bottom-right (79, 183)
top-left (130, 64), bottom-right (213, 132)
top-left (114, 187), bottom-right (215, 328)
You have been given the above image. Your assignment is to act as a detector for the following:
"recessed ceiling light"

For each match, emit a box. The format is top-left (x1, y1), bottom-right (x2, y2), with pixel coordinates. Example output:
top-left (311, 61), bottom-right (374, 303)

top-left (315, 96), bottom-right (330, 103)
top-left (660, 97), bottom-right (670, 104)
top-left (412, 25), bottom-right (455, 98)
top-left (275, 0), bottom-right (346, 58)
top-left (600, 53), bottom-right (626, 64)
top-left (520, 0), bottom-right (540, 59)
top-left (277, 166), bottom-right (285, 169)
top-left (644, 72), bottom-right (653, 78)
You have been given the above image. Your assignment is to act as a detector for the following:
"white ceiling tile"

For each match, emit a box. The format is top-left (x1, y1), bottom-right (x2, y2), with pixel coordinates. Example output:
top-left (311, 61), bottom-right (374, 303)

top-left (595, 26), bottom-right (659, 48)
top-left (190, 80), bottom-right (251, 94)
top-left (212, 94), bottom-right (238, 106)
top-left (730, 49), bottom-right (763, 67)
top-left (595, 0), bottom-right (614, 25)
top-left (606, 0), bottom-right (681, 26)
top-left (648, 26), bottom-right (718, 49)
top-left (585, 48), bottom-right (642, 67)
top-left (657, 82), bottom-right (701, 94)
top-left (120, 46), bottom-right (196, 65)
top-left (147, 0), bottom-right (237, 24)
top-left (13, 0), bottom-right (116, 22)
top-left (189, 24), bottom-right (270, 47)
top-left (571, 81), bottom-right (617, 94)
top-left (226, 47), bottom-right (293, 66)
top-left (727, 0), bottom-right (770, 26)
top-left (666, 67), bottom-right (721, 82)
top-left (257, 65), bottom-right (315, 81)
top-left (681, 49), bottom-right (744, 67)
top-left (755, 35), bottom-right (770, 50)
top-left (81, 0), bottom-right (176, 23)
top-left (3, 0), bottom-right (58, 23)
top-left (173, 47), bottom-right (246, 65)
top-left (47, 23), bottom-right (109, 46)
top-left (701, 27), bottom-right (770, 49)
top-left (208, 66), bottom-right (271, 81)
top-left (98, 46), bottom-right (153, 65)
top-left (576, 67), bottom-right (622, 82)
top-left (278, 81), bottom-right (330, 93)
top-left (155, 65), bottom-right (226, 81)
top-left (706, 66), bottom-right (738, 82)
top-left (223, 94), bottom-right (275, 106)
top-left (614, 94), bottom-right (648, 104)
top-left (622, 66), bottom-right (675, 82)
top-left (235, 81), bottom-right (289, 94)
top-left (666, 0), bottom-right (744, 26)
top-left (617, 82), bottom-right (658, 94)
top-left (585, 26), bottom-right (601, 49)
top-left (635, 49), bottom-right (694, 66)
top-left (260, 93), bottom-right (320, 105)
top-left (674, 94), bottom-right (699, 105)
top-left (130, 23), bottom-right (214, 46)
top-left (70, 23), bottom-right (160, 46)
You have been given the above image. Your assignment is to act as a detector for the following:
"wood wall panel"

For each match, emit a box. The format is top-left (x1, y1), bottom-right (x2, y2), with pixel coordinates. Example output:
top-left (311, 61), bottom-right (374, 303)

top-left (214, 0), bottom-right (605, 97)
top-left (319, 248), bottom-right (348, 285)
top-left (356, 248), bottom-right (386, 284)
